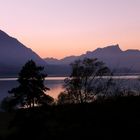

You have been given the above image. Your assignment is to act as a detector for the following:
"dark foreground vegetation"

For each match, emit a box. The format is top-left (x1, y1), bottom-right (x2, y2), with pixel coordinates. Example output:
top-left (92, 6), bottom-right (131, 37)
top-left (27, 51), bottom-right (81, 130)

top-left (0, 96), bottom-right (140, 140)
top-left (1, 59), bottom-right (140, 140)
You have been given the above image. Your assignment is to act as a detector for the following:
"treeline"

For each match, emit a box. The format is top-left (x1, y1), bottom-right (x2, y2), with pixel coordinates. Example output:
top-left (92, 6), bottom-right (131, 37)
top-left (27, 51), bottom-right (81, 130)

top-left (1, 58), bottom-right (140, 111)
top-left (0, 58), bottom-right (140, 140)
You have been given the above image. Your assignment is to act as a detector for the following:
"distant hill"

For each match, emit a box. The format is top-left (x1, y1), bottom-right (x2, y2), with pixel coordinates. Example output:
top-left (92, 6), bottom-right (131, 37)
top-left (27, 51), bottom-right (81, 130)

top-left (0, 29), bottom-right (140, 77)
top-left (45, 44), bottom-right (140, 74)
top-left (0, 30), bottom-right (47, 77)
top-left (0, 30), bottom-right (71, 77)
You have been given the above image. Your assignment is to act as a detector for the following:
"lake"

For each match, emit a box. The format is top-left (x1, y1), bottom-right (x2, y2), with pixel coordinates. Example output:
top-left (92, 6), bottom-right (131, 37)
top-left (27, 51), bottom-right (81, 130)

top-left (0, 76), bottom-right (140, 102)
top-left (0, 77), bottom-right (66, 102)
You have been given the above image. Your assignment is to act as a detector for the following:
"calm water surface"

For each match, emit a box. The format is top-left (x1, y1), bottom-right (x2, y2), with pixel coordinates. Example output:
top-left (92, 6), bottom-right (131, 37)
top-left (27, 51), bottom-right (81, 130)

top-left (0, 76), bottom-right (140, 102)
top-left (0, 77), bottom-right (66, 102)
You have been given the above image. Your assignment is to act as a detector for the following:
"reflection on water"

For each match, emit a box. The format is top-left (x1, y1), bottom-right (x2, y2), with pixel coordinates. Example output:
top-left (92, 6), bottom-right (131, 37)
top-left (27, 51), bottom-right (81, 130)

top-left (0, 80), bottom-right (18, 102)
top-left (0, 78), bottom-right (65, 102)
top-left (0, 76), bottom-right (140, 102)
top-left (0, 75), bottom-right (140, 81)
top-left (44, 80), bottom-right (64, 99)
top-left (0, 77), bottom-right (67, 81)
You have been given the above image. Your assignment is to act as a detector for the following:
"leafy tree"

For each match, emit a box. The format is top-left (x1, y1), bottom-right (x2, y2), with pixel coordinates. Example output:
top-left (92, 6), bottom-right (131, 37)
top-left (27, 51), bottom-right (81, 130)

top-left (58, 58), bottom-right (113, 104)
top-left (8, 60), bottom-right (52, 108)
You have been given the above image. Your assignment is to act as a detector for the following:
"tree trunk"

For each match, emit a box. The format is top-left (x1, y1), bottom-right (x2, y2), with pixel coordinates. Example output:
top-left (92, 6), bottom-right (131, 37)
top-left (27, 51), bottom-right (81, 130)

top-left (79, 90), bottom-right (83, 104)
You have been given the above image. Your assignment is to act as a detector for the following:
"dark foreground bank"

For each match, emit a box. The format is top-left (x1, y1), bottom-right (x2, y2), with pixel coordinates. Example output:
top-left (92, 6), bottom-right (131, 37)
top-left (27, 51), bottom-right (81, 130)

top-left (1, 96), bottom-right (140, 140)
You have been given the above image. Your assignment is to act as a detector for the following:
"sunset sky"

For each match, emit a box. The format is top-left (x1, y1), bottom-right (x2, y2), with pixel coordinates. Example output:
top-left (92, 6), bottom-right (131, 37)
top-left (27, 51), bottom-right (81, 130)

top-left (0, 0), bottom-right (140, 59)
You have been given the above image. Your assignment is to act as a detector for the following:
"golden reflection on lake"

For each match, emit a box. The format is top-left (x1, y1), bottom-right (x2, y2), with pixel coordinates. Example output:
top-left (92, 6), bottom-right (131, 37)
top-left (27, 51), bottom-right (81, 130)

top-left (47, 84), bottom-right (64, 99)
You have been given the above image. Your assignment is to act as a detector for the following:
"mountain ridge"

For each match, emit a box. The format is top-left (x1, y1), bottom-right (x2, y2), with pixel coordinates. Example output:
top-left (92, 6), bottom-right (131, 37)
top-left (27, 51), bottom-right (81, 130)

top-left (45, 44), bottom-right (140, 62)
top-left (0, 30), bottom-right (47, 76)
top-left (0, 29), bottom-right (140, 76)
top-left (45, 44), bottom-right (140, 73)
top-left (0, 30), bottom-right (72, 77)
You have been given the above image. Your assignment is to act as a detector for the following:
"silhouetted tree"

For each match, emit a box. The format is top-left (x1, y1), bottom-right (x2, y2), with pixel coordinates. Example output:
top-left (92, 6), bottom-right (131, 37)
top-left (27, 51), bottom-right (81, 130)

top-left (57, 91), bottom-right (75, 104)
top-left (8, 60), bottom-right (51, 108)
top-left (58, 58), bottom-right (112, 104)
top-left (0, 96), bottom-right (17, 111)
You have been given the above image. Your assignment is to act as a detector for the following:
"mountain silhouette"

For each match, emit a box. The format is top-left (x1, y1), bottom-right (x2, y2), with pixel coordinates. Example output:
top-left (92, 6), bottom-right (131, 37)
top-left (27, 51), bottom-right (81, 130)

top-left (0, 29), bottom-right (140, 76)
top-left (45, 44), bottom-right (140, 74)
top-left (0, 30), bottom-right (72, 77)
top-left (0, 30), bottom-right (47, 76)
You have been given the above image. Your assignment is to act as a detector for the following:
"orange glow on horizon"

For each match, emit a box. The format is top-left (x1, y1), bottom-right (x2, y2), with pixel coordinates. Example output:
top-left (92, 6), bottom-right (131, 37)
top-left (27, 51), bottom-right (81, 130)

top-left (20, 33), bottom-right (140, 59)
top-left (0, 0), bottom-right (140, 59)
